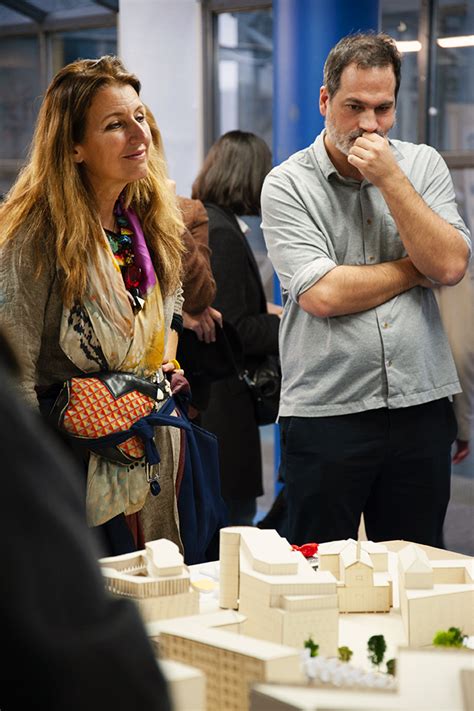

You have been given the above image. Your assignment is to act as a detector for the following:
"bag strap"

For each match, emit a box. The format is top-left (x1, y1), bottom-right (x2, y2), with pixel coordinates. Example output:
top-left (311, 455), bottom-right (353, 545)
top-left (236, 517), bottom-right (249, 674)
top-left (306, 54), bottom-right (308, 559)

top-left (71, 396), bottom-right (191, 466)
top-left (217, 324), bottom-right (254, 387)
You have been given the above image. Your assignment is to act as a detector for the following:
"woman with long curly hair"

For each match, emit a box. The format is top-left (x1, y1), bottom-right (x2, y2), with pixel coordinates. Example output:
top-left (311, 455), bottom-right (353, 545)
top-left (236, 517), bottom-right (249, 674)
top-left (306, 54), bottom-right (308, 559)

top-left (0, 56), bottom-right (186, 555)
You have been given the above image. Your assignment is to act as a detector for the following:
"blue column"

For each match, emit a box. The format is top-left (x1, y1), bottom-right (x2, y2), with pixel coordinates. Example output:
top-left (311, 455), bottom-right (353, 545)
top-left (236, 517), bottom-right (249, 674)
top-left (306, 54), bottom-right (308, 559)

top-left (273, 0), bottom-right (380, 164)
top-left (271, 0), bottom-right (380, 493)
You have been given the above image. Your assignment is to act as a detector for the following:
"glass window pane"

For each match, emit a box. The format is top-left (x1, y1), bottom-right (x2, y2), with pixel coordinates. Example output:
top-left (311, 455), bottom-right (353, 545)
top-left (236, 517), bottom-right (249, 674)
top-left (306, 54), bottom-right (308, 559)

top-left (51, 27), bottom-right (117, 75)
top-left (381, 1), bottom-right (420, 144)
top-left (430, 0), bottom-right (474, 151)
top-left (0, 37), bottom-right (40, 195)
top-left (215, 9), bottom-right (276, 505)
top-left (216, 10), bottom-right (272, 148)
top-left (215, 10), bottom-right (274, 295)
top-left (0, 5), bottom-right (33, 26)
top-left (0, 0), bottom-right (113, 27)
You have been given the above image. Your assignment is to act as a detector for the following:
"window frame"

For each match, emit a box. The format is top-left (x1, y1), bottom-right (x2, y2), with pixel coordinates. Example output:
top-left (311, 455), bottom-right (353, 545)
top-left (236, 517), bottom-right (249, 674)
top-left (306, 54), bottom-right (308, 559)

top-left (201, 0), bottom-right (474, 171)
top-left (201, 0), bottom-right (272, 153)
top-left (419, 0), bottom-right (474, 169)
top-left (0, 7), bottom-right (117, 189)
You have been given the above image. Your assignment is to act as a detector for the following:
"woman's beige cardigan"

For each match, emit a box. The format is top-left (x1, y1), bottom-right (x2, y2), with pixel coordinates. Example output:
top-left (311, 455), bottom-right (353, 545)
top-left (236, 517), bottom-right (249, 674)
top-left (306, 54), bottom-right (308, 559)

top-left (0, 235), bottom-right (183, 408)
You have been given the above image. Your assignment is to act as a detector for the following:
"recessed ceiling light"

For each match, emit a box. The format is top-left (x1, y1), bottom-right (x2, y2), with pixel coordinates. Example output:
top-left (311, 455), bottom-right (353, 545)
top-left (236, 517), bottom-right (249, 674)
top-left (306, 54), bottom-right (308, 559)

top-left (437, 35), bottom-right (474, 48)
top-left (395, 40), bottom-right (422, 53)
top-left (395, 35), bottom-right (474, 53)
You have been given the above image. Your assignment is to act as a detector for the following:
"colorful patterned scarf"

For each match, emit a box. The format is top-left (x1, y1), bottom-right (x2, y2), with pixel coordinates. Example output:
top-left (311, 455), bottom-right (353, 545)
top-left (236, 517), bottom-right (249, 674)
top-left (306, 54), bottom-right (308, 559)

top-left (59, 205), bottom-right (168, 526)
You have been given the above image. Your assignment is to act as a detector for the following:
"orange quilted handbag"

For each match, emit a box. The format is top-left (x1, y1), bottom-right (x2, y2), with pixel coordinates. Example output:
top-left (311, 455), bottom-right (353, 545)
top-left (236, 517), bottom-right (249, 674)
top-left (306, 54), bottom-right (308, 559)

top-left (50, 371), bottom-right (171, 465)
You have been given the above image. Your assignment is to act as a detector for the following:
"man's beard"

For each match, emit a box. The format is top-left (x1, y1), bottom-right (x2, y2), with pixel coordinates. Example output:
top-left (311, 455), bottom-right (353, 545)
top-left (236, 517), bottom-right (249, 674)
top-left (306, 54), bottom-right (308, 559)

top-left (324, 114), bottom-right (392, 156)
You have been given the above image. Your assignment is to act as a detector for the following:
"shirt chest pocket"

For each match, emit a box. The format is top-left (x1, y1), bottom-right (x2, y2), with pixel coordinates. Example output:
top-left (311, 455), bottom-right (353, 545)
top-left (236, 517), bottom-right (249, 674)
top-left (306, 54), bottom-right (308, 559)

top-left (381, 212), bottom-right (407, 261)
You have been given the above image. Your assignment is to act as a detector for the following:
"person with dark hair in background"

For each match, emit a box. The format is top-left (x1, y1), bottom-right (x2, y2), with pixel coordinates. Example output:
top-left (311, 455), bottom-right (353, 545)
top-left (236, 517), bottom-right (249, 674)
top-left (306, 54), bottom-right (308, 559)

top-left (145, 110), bottom-right (221, 345)
top-left (192, 130), bottom-right (282, 526)
top-left (0, 331), bottom-right (172, 711)
top-left (135, 111), bottom-right (228, 558)
top-left (0, 56), bottom-right (186, 556)
top-left (261, 32), bottom-right (471, 548)
top-left (173, 182), bottom-right (225, 415)
top-left (177, 190), bottom-right (228, 416)
top-left (145, 109), bottom-right (224, 414)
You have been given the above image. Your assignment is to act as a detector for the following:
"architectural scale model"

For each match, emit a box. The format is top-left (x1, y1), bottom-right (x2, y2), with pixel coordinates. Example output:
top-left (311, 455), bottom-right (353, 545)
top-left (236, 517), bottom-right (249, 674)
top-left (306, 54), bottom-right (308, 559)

top-left (219, 526), bottom-right (339, 656)
top-left (318, 539), bottom-right (389, 575)
top-left (398, 542), bottom-right (474, 647)
top-left (99, 538), bottom-right (199, 622)
top-left (318, 539), bottom-right (392, 612)
top-left (157, 617), bottom-right (304, 711)
top-left (301, 652), bottom-right (396, 690)
top-left (251, 645), bottom-right (474, 710)
top-left (148, 609), bottom-right (247, 653)
top-left (159, 658), bottom-right (206, 711)
top-left (97, 533), bottom-right (474, 709)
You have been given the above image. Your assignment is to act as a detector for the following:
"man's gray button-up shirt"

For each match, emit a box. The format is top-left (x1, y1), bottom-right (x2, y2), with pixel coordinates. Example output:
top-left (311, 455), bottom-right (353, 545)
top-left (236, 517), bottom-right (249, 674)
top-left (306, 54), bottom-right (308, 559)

top-left (261, 131), bottom-right (472, 417)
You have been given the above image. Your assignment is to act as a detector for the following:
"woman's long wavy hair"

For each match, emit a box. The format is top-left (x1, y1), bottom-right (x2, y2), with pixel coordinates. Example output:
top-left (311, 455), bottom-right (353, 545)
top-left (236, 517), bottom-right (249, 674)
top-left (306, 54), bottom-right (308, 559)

top-left (0, 55), bottom-right (184, 304)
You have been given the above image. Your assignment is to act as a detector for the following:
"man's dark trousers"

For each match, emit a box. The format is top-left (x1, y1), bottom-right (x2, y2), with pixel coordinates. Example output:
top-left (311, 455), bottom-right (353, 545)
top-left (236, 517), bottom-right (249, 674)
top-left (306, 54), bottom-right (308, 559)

top-left (279, 398), bottom-right (457, 547)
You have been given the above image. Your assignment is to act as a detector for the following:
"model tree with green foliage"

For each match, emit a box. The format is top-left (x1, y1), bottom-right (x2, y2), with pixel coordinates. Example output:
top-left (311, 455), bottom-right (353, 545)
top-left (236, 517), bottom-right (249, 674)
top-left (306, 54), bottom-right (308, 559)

top-left (433, 627), bottom-right (466, 648)
top-left (367, 634), bottom-right (387, 669)
top-left (338, 646), bottom-right (353, 663)
top-left (304, 636), bottom-right (319, 657)
top-left (386, 658), bottom-right (396, 676)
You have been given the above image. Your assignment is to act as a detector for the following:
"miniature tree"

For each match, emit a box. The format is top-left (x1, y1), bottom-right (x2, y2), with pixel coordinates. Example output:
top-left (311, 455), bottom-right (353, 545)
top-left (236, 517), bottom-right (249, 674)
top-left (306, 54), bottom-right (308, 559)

top-left (304, 636), bottom-right (319, 657)
top-left (338, 646), bottom-right (353, 663)
top-left (433, 627), bottom-right (466, 648)
top-left (367, 634), bottom-right (387, 669)
top-left (386, 658), bottom-right (396, 676)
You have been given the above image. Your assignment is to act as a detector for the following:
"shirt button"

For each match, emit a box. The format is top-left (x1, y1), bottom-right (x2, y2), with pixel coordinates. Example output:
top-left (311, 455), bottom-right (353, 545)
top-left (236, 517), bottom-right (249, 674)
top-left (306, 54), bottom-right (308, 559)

top-left (387, 359), bottom-right (393, 367)
top-left (368, 256), bottom-right (375, 261)
top-left (383, 322), bottom-right (389, 329)
top-left (367, 218), bottom-right (372, 225)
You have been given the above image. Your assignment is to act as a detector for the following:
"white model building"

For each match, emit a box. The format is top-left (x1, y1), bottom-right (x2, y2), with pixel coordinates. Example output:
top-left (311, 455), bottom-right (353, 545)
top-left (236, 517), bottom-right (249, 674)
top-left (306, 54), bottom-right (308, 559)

top-left (398, 542), bottom-right (474, 647)
top-left (318, 539), bottom-right (392, 613)
top-left (398, 543), bottom-right (434, 589)
top-left (251, 645), bottom-right (474, 710)
top-left (99, 538), bottom-right (199, 622)
top-left (318, 539), bottom-right (389, 576)
top-left (158, 617), bottom-right (304, 711)
top-left (159, 659), bottom-right (206, 711)
top-left (219, 527), bottom-right (339, 656)
top-left (98, 532), bottom-right (474, 710)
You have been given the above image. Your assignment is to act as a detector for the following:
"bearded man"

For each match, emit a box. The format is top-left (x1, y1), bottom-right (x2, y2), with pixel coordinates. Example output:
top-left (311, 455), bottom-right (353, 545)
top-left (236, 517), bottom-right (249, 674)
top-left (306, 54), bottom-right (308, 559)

top-left (261, 32), bottom-right (471, 547)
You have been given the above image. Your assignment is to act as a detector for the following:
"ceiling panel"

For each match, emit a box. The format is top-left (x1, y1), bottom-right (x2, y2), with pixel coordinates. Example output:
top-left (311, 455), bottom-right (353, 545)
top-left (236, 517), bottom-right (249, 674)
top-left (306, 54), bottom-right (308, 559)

top-left (0, 0), bottom-right (116, 26)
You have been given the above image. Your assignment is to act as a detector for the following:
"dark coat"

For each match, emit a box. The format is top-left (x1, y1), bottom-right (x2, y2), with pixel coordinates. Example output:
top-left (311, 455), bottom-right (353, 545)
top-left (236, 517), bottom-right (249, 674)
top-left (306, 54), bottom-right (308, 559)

top-left (199, 204), bottom-right (280, 499)
top-left (0, 336), bottom-right (171, 711)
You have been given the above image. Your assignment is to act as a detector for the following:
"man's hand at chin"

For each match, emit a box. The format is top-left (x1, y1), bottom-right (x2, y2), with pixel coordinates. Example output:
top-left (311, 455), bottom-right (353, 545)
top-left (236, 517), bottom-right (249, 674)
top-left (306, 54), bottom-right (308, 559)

top-left (347, 132), bottom-right (399, 186)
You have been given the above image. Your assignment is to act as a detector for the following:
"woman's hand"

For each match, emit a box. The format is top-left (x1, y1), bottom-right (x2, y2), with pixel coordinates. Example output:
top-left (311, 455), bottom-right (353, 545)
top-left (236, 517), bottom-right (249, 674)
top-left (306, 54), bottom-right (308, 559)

top-left (162, 358), bottom-right (183, 375)
top-left (183, 306), bottom-right (223, 343)
top-left (267, 301), bottom-right (283, 318)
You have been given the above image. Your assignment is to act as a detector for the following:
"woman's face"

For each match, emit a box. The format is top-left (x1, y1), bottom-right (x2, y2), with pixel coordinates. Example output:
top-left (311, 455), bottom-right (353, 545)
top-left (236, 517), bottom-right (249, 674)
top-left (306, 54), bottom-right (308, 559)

top-left (73, 83), bottom-right (151, 197)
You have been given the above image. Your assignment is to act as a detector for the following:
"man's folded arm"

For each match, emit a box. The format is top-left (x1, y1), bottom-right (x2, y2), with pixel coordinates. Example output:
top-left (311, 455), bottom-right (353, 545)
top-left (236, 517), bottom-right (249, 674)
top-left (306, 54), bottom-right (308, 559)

top-left (298, 257), bottom-right (431, 318)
